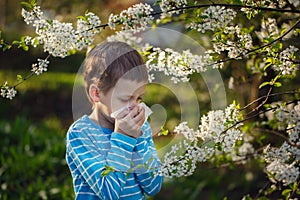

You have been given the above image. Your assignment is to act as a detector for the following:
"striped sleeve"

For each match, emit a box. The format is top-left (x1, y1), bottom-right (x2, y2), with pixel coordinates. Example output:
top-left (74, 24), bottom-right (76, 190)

top-left (133, 122), bottom-right (164, 196)
top-left (66, 128), bottom-right (137, 200)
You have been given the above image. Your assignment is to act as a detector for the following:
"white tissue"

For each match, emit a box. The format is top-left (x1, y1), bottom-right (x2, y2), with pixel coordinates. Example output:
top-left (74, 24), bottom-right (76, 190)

top-left (110, 102), bottom-right (152, 121)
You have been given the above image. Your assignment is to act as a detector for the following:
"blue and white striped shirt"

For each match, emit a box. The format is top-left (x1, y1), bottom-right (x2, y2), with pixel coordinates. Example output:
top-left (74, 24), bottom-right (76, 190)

top-left (66, 115), bottom-right (163, 200)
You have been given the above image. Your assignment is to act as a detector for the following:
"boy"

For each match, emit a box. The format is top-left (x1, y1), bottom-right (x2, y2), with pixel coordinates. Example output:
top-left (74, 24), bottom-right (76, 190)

top-left (66, 41), bottom-right (163, 200)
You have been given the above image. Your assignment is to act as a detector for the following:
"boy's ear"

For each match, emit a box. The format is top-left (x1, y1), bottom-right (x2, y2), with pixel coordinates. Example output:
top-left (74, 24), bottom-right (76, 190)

top-left (89, 84), bottom-right (101, 103)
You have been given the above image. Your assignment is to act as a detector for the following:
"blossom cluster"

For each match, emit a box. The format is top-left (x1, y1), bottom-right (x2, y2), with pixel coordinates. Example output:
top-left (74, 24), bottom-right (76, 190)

top-left (31, 58), bottom-right (49, 75)
top-left (1, 83), bottom-right (17, 100)
top-left (108, 3), bottom-right (153, 33)
top-left (76, 12), bottom-right (102, 51)
top-left (145, 47), bottom-right (223, 83)
top-left (198, 104), bottom-right (243, 152)
top-left (256, 18), bottom-right (279, 41)
top-left (211, 25), bottom-right (253, 59)
top-left (263, 102), bottom-right (300, 185)
top-left (159, 104), bottom-right (244, 178)
top-left (275, 45), bottom-right (299, 75)
top-left (158, 0), bottom-right (188, 19)
top-left (240, 0), bottom-right (295, 17)
top-left (189, 6), bottom-right (236, 33)
top-left (21, 6), bottom-right (101, 57)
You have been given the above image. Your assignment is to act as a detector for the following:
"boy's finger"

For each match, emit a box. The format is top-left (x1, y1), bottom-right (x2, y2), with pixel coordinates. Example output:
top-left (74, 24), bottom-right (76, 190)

top-left (115, 108), bottom-right (130, 119)
top-left (129, 106), bottom-right (140, 118)
top-left (133, 108), bottom-right (145, 124)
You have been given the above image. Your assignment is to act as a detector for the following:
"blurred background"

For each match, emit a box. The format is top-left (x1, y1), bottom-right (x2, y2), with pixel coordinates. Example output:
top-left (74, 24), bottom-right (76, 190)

top-left (1, 0), bottom-right (299, 199)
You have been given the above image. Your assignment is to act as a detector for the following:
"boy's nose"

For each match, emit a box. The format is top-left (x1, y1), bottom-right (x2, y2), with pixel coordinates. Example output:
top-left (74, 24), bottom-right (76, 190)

top-left (128, 99), bottom-right (139, 108)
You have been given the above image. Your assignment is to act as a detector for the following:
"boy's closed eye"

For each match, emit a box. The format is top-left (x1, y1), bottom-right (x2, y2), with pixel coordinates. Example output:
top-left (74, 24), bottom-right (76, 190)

top-left (137, 96), bottom-right (143, 102)
top-left (119, 96), bottom-right (144, 103)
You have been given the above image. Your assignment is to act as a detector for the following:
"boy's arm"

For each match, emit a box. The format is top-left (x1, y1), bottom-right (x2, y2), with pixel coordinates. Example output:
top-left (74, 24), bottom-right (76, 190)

top-left (66, 128), bottom-right (137, 199)
top-left (133, 123), bottom-right (164, 196)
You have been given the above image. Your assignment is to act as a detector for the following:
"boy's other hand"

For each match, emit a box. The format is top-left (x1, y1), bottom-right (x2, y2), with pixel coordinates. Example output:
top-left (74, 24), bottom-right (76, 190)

top-left (114, 106), bottom-right (145, 138)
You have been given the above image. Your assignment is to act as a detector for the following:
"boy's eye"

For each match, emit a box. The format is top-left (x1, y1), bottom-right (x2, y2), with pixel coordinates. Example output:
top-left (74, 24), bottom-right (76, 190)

top-left (137, 97), bottom-right (143, 102)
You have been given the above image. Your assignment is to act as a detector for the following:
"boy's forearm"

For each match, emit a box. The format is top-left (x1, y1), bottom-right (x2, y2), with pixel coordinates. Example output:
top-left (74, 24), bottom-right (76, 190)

top-left (106, 132), bottom-right (137, 172)
top-left (135, 170), bottom-right (164, 196)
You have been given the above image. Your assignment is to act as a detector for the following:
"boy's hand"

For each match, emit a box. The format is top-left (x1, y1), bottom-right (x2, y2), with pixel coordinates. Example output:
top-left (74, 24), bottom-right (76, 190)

top-left (114, 106), bottom-right (145, 138)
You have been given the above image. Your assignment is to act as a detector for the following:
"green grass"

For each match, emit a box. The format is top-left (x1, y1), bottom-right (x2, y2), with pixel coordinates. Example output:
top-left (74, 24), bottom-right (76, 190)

top-left (0, 70), bottom-right (77, 91)
top-left (0, 117), bottom-right (74, 200)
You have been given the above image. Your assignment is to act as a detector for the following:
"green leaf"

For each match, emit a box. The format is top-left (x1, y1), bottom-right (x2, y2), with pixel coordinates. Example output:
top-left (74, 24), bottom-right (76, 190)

top-left (17, 75), bottom-right (23, 82)
top-left (217, 144), bottom-right (222, 151)
top-left (282, 188), bottom-right (292, 198)
top-left (263, 62), bottom-right (272, 71)
top-left (12, 40), bottom-right (20, 45)
top-left (158, 126), bottom-right (169, 136)
top-left (259, 81), bottom-right (270, 89)
top-left (46, 20), bottom-right (53, 25)
top-left (154, 0), bottom-right (162, 5)
top-left (100, 165), bottom-right (115, 177)
top-left (22, 45), bottom-right (29, 51)
top-left (21, 2), bottom-right (32, 11)
top-left (30, 0), bottom-right (37, 6)
top-left (273, 82), bottom-right (282, 87)
top-left (160, 17), bottom-right (172, 24)
top-left (185, 26), bottom-right (193, 32)
top-left (101, 169), bottom-right (112, 177)
top-left (246, 12), bottom-right (252, 20)
top-left (76, 16), bottom-right (86, 20)
top-left (291, 182), bottom-right (297, 190)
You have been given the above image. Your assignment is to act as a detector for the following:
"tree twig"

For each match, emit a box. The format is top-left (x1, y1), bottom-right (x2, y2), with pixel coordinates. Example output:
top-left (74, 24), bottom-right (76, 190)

top-left (240, 90), bottom-right (300, 111)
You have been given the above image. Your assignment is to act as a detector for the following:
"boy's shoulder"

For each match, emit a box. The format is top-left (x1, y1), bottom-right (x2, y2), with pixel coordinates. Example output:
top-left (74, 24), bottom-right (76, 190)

top-left (68, 115), bottom-right (90, 129)
top-left (67, 115), bottom-right (98, 136)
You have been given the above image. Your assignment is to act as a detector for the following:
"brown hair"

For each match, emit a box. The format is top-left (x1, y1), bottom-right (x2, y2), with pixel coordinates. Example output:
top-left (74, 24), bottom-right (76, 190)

top-left (83, 41), bottom-right (148, 103)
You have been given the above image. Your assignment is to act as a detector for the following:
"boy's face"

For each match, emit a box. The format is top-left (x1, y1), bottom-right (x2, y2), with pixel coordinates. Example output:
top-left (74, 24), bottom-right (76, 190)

top-left (99, 78), bottom-right (147, 119)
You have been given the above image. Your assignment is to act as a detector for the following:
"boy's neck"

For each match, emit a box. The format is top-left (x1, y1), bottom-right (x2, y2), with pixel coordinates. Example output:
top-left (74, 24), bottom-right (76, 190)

top-left (89, 109), bottom-right (114, 130)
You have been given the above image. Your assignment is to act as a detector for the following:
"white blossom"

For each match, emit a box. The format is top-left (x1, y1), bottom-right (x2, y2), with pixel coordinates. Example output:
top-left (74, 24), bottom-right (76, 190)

top-left (174, 121), bottom-right (199, 141)
top-left (240, 0), bottom-right (287, 17)
top-left (189, 6), bottom-right (236, 33)
top-left (75, 12), bottom-right (101, 51)
top-left (31, 58), bottom-right (49, 75)
top-left (6, 88), bottom-right (16, 100)
top-left (256, 18), bottom-right (279, 40)
top-left (263, 102), bottom-right (300, 185)
top-left (21, 6), bottom-right (101, 58)
top-left (272, 45), bottom-right (299, 75)
top-left (0, 83), bottom-right (17, 100)
top-left (159, 0), bottom-right (188, 19)
top-left (212, 25), bottom-right (253, 59)
top-left (108, 3), bottom-right (153, 33)
top-left (145, 47), bottom-right (222, 83)
top-left (160, 104), bottom-right (243, 178)
top-left (266, 160), bottom-right (299, 186)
